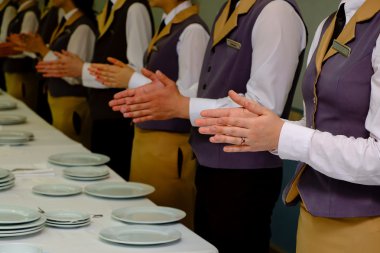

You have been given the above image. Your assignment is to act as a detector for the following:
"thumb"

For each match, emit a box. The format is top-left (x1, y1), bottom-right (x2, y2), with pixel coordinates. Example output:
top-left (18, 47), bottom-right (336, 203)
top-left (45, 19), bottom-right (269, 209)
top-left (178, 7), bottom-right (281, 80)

top-left (228, 90), bottom-right (267, 116)
top-left (156, 70), bottom-right (175, 87)
top-left (107, 57), bottom-right (125, 67)
top-left (141, 67), bottom-right (158, 81)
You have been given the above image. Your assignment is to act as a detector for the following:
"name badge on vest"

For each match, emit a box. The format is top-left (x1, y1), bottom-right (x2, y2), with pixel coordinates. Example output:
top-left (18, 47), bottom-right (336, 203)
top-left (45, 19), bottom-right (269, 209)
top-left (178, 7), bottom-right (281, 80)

top-left (226, 38), bottom-right (241, 50)
top-left (332, 40), bottom-right (351, 57)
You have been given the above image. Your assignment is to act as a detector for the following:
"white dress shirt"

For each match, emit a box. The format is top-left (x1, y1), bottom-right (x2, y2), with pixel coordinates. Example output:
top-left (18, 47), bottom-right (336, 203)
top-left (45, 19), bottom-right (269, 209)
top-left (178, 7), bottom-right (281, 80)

top-left (81, 0), bottom-right (152, 89)
top-left (278, 0), bottom-right (380, 186)
top-left (43, 8), bottom-right (96, 85)
top-left (0, 2), bottom-right (16, 42)
top-left (128, 1), bottom-right (209, 98)
top-left (7, 0), bottom-right (39, 59)
top-left (189, 0), bottom-right (307, 125)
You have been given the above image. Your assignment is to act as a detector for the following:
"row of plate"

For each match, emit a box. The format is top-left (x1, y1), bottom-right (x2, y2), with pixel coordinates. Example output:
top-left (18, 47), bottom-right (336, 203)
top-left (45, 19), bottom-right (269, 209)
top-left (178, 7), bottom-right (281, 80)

top-left (0, 168), bottom-right (15, 191)
top-left (0, 205), bottom-right (45, 238)
top-left (0, 130), bottom-right (33, 146)
top-left (0, 100), bottom-right (17, 111)
top-left (32, 181), bottom-right (155, 198)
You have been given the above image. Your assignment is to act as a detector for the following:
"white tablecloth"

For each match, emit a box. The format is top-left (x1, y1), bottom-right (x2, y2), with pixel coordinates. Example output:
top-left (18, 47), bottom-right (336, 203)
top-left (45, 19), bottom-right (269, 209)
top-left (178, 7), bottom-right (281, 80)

top-left (0, 91), bottom-right (218, 253)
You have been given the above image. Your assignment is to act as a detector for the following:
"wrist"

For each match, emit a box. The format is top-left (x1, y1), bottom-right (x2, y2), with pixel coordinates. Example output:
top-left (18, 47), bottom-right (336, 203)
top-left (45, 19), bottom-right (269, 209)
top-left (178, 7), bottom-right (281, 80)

top-left (176, 96), bottom-right (190, 119)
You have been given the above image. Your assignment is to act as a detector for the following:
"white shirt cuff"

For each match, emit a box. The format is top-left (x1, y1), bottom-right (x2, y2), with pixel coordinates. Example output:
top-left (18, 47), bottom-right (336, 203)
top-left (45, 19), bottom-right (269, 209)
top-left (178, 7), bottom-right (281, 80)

top-left (189, 97), bottom-right (218, 126)
top-left (43, 50), bottom-right (56, 61)
top-left (278, 121), bottom-right (314, 162)
top-left (82, 62), bottom-right (108, 89)
top-left (128, 72), bottom-right (150, 89)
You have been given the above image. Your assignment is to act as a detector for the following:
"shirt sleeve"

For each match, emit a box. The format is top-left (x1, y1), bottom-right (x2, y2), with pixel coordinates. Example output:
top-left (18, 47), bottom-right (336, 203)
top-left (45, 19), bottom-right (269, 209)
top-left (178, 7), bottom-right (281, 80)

top-left (278, 20), bottom-right (380, 186)
top-left (189, 0), bottom-right (306, 125)
top-left (10, 10), bottom-right (39, 59)
top-left (126, 3), bottom-right (152, 71)
top-left (0, 5), bottom-right (16, 42)
top-left (176, 23), bottom-right (209, 98)
top-left (44, 24), bottom-right (96, 85)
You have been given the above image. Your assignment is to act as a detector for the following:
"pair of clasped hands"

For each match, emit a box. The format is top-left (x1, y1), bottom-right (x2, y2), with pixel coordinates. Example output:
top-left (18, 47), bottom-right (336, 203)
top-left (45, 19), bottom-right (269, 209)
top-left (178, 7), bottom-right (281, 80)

top-left (39, 54), bottom-right (285, 153)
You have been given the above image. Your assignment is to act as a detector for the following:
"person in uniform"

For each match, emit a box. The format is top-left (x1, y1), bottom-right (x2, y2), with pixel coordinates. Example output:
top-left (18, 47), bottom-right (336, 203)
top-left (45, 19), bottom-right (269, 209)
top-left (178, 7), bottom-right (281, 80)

top-left (109, 0), bottom-right (307, 251)
top-left (12, 0), bottom-right (97, 142)
top-left (195, 0), bottom-right (380, 252)
top-left (88, 0), bottom-right (209, 229)
top-left (35, 0), bottom-right (154, 180)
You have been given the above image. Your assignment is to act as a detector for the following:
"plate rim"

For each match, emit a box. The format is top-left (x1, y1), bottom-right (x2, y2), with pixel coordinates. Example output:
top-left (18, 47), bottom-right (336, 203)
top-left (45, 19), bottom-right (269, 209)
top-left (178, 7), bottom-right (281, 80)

top-left (32, 184), bottom-right (82, 196)
top-left (111, 206), bottom-right (186, 224)
top-left (0, 205), bottom-right (41, 224)
top-left (99, 225), bottom-right (181, 245)
top-left (47, 152), bottom-right (110, 166)
top-left (84, 182), bottom-right (155, 199)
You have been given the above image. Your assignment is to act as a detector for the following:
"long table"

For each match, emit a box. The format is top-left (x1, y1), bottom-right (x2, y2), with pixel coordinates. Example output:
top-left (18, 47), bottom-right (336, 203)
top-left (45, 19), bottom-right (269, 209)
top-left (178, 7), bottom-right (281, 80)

top-left (0, 91), bottom-right (218, 253)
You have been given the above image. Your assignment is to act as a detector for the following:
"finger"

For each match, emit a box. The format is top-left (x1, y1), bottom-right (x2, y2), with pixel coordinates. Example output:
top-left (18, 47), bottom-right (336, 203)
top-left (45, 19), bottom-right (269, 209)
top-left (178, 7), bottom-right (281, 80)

top-left (194, 117), bottom-right (221, 127)
top-left (156, 70), bottom-right (175, 87)
top-left (132, 115), bottom-right (154, 123)
top-left (200, 125), bottom-right (249, 137)
top-left (122, 101), bottom-right (153, 113)
top-left (141, 68), bottom-right (157, 81)
top-left (107, 57), bottom-right (125, 67)
top-left (109, 97), bottom-right (126, 107)
top-left (223, 145), bottom-right (254, 153)
top-left (123, 107), bottom-right (152, 118)
top-left (113, 89), bottom-right (135, 99)
top-left (208, 134), bottom-right (243, 145)
top-left (228, 90), bottom-right (267, 116)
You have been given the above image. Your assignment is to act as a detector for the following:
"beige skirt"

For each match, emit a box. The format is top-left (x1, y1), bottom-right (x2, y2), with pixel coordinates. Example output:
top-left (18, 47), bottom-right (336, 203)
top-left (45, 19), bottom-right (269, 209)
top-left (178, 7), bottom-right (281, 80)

top-left (297, 204), bottom-right (380, 253)
top-left (48, 93), bottom-right (87, 142)
top-left (130, 127), bottom-right (196, 229)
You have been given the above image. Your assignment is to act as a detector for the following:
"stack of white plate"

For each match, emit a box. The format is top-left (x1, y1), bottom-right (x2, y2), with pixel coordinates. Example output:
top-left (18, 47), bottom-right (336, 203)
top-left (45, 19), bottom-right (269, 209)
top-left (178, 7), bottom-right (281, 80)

top-left (0, 100), bottom-right (17, 111)
top-left (63, 166), bottom-right (110, 181)
top-left (0, 130), bottom-right (33, 146)
top-left (0, 205), bottom-right (46, 237)
top-left (45, 210), bottom-right (91, 228)
top-left (0, 115), bottom-right (26, 125)
top-left (0, 168), bottom-right (15, 191)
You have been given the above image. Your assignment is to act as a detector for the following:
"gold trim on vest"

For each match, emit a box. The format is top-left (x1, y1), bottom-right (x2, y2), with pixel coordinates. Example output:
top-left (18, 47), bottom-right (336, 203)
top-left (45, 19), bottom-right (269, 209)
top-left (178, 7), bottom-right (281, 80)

top-left (49, 11), bottom-right (83, 45)
top-left (146, 5), bottom-right (199, 56)
top-left (212, 0), bottom-right (256, 47)
top-left (97, 0), bottom-right (127, 38)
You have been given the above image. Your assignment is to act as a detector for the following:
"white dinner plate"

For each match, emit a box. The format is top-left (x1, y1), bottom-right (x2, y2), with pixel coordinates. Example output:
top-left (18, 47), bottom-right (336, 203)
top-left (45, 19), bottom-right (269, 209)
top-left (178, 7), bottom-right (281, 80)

top-left (0, 135), bottom-right (29, 146)
top-left (0, 180), bottom-right (14, 188)
top-left (0, 173), bottom-right (15, 183)
top-left (46, 220), bottom-right (91, 228)
top-left (0, 115), bottom-right (26, 125)
top-left (45, 210), bottom-right (90, 223)
top-left (64, 174), bottom-right (109, 181)
top-left (32, 184), bottom-right (82, 197)
top-left (0, 205), bottom-right (40, 224)
top-left (0, 224), bottom-right (45, 235)
top-left (0, 225), bottom-right (44, 237)
top-left (0, 243), bottom-right (43, 253)
top-left (0, 169), bottom-right (10, 179)
top-left (112, 206), bottom-right (186, 224)
top-left (0, 130), bottom-right (33, 141)
top-left (48, 152), bottom-right (110, 166)
top-left (0, 216), bottom-right (46, 230)
top-left (0, 101), bottom-right (17, 110)
top-left (84, 182), bottom-right (155, 199)
top-left (63, 166), bottom-right (109, 178)
top-left (0, 183), bottom-right (14, 191)
top-left (99, 225), bottom-right (181, 245)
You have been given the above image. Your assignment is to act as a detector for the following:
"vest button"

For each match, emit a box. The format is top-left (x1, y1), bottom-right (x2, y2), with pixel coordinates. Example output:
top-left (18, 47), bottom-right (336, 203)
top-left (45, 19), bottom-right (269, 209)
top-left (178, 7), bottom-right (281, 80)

top-left (207, 66), bottom-right (211, 72)
top-left (202, 84), bottom-right (207, 90)
top-left (313, 97), bottom-right (316, 104)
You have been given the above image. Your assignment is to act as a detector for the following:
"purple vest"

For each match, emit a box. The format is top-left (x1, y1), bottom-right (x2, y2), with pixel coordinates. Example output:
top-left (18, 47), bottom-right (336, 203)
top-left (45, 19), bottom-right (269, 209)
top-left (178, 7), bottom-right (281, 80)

top-left (190, 0), bottom-right (305, 169)
top-left (137, 14), bottom-right (208, 133)
top-left (284, 11), bottom-right (380, 218)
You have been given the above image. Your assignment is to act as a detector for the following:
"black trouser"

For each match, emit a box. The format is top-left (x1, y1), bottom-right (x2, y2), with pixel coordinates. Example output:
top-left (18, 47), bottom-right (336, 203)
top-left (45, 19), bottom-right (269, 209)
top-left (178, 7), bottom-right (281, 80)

top-left (90, 118), bottom-right (134, 180)
top-left (194, 164), bottom-right (282, 253)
